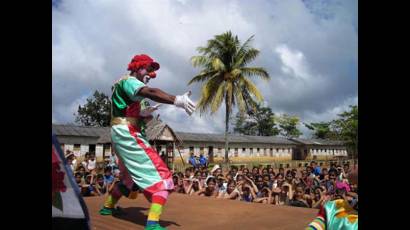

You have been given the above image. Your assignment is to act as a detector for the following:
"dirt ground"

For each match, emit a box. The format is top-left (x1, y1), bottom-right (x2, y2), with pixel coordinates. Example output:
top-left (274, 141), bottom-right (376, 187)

top-left (85, 193), bottom-right (317, 230)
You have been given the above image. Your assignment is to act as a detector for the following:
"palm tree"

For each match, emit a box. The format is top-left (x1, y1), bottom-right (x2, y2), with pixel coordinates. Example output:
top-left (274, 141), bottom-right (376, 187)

top-left (189, 31), bottom-right (270, 164)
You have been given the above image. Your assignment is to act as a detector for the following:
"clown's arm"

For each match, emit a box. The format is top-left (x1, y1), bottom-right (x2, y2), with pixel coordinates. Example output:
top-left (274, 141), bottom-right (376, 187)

top-left (138, 87), bottom-right (196, 115)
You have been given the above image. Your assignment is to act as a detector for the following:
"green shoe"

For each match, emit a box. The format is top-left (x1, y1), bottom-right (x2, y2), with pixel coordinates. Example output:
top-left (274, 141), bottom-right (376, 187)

top-left (144, 224), bottom-right (167, 230)
top-left (99, 207), bottom-right (115, 215)
top-left (99, 207), bottom-right (114, 216)
top-left (99, 206), bottom-right (125, 216)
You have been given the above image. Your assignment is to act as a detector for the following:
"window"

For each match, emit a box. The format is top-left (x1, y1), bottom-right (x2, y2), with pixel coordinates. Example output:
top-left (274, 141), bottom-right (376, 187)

top-left (270, 148), bottom-right (273, 157)
top-left (234, 148), bottom-right (238, 157)
top-left (73, 144), bottom-right (81, 152)
top-left (257, 148), bottom-right (260, 153)
top-left (218, 148), bottom-right (222, 153)
top-left (250, 148), bottom-right (253, 155)
top-left (242, 148), bottom-right (246, 152)
top-left (189, 147), bottom-right (194, 154)
top-left (200, 147), bottom-right (204, 154)
top-left (263, 148), bottom-right (267, 156)
top-left (276, 148), bottom-right (279, 152)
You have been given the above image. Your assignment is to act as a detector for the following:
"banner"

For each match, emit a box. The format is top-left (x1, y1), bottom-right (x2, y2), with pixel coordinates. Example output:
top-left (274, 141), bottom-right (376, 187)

top-left (52, 133), bottom-right (90, 230)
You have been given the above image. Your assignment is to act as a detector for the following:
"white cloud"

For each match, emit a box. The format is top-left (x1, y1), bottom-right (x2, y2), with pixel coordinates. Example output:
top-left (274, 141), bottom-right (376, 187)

top-left (275, 44), bottom-right (312, 80)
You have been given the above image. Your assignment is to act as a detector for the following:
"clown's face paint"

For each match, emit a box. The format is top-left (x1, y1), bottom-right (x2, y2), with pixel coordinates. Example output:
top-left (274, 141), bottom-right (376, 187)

top-left (143, 76), bottom-right (151, 84)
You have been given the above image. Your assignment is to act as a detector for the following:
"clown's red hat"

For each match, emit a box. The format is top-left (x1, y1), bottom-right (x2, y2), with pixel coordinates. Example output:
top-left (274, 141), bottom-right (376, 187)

top-left (127, 54), bottom-right (160, 77)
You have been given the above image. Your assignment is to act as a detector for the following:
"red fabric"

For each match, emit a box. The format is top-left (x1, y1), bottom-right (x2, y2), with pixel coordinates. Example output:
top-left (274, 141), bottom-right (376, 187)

top-left (52, 146), bottom-right (67, 194)
top-left (127, 54), bottom-right (160, 77)
top-left (317, 205), bottom-right (326, 219)
top-left (124, 102), bottom-right (141, 118)
top-left (144, 179), bottom-right (174, 194)
top-left (152, 195), bottom-right (167, 205)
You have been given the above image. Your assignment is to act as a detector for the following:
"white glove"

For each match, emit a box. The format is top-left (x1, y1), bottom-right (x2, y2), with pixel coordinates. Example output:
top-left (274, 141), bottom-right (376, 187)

top-left (139, 104), bottom-right (161, 117)
top-left (174, 91), bottom-right (196, 115)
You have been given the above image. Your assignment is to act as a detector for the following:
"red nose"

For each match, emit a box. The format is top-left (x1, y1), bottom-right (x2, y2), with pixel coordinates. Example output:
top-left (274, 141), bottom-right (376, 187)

top-left (148, 72), bottom-right (156, 78)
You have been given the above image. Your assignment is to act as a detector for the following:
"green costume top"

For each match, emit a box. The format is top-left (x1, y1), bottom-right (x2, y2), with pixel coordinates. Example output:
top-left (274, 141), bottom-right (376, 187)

top-left (111, 75), bottom-right (151, 136)
top-left (111, 76), bottom-right (146, 117)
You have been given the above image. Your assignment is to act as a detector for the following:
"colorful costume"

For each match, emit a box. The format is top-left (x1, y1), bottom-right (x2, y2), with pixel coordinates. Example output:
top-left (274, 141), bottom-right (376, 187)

top-left (100, 54), bottom-right (174, 230)
top-left (306, 199), bottom-right (358, 230)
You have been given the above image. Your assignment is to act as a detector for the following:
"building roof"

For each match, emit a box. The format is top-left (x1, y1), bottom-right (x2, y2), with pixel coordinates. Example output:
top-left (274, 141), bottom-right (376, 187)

top-left (52, 124), bottom-right (345, 147)
top-left (174, 132), bottom-right (297, 145)
top-left (289, 138), bottom-right (345, 146)
top-left (53, 120), bottom-right (182, 144)
top-left (53, 124), bottom-right (107, 137)
top-left (145, 118), bottom-right (182, 144)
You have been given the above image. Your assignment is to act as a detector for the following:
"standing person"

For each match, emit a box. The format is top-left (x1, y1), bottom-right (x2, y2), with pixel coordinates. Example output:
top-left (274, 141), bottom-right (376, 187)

top-left (87, 153), bottom-right (97, 173)
top-left (311, 161), bottom-right (321, 176)
top-left (188, 153), bottom-right (198, 169)
top-left (81, 152), bottom-right (90, 171)
top-left (99, 54), bottom-right (196, 230)
top-left (65, 151), bottom-right (75, 172)
top-left (199, 153), bottom-right (208, 168)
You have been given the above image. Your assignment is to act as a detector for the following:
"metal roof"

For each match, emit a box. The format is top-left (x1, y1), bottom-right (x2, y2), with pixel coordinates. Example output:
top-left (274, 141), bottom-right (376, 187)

top-left (289, 138), bottom-right (345, 146)
top-left (52, 124), bottom-right (345, 147)
top-left (174, 132), bottom-right (297, 145)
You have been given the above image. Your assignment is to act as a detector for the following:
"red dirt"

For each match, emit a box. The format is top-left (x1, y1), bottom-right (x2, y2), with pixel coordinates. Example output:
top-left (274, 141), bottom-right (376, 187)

top-left (85, 193), bottom-right (317, 230)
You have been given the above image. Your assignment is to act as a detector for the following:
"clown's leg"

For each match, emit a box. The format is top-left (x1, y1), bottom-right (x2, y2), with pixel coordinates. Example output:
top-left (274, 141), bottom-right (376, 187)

top-left (100, 158), bottom-right (137, 215)
top-left (144, 190), bottom-right (169, 230)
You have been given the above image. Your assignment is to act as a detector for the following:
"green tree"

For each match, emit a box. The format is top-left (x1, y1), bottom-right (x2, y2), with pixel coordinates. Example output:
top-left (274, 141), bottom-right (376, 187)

top-left (304, 122), bottom-right (336, 139)
top-left (277, 114), bottom-right (302, 138)
top-left (332, 105), bottom-right (358, 158)
top-left (75, 90), bottom-right (111, 127)
top-left (234, 104), bottom-right (280, 136)
top-left (189, 31), bottom-right (270, 164)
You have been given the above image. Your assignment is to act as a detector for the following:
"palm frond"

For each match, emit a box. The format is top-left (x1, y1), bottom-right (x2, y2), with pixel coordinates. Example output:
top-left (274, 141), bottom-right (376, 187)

top-left (210, 82), bottom-right (226, 113)
top-left (238, 48), bottom-right (260, 67)
top-left (211, 58), bottom-right (225, 71)
top-left (191, 55), bottom-right (209, 67)
top-left (241, 78), bottom-right (264, 102)
top-left (188, 70), bottom-right (218, 85)
top-left (240, 67), bottom-right (270, 81)
top-left (234, 83), bottom-right (247, 115)
top-left (197, 75), bottom-right (224, 114)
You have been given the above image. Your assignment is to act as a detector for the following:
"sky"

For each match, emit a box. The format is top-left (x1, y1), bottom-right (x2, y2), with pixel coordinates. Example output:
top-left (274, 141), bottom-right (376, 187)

top-left (52, 0), bottom-right (358, 137)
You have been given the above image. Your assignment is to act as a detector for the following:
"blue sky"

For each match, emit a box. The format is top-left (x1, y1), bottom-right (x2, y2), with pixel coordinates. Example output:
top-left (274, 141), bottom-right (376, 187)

top-left (52, 0), bottom-right (357, 137)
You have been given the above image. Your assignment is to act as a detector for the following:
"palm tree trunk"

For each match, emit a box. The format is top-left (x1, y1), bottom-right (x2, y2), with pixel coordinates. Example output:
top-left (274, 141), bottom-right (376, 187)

top-left (224, 101), bottom-right (229, 165)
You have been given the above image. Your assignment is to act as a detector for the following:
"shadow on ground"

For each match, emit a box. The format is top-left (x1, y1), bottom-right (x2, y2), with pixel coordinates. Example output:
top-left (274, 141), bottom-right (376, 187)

top-left (113, 207), bottom-right (181, 228)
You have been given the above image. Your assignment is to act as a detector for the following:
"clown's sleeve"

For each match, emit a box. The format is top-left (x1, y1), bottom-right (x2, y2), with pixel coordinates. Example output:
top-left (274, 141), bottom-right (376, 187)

top-left (122, 77), bottom-right (146, 101)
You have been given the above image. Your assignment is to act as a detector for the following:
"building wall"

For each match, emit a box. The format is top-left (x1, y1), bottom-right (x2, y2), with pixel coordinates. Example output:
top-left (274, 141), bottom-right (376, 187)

top-left (58, 137), bottom-right (112, 162)
top-left (180, 141), bottom-right (295, 162)
top-left (305, 146), bottom-right (348, 161)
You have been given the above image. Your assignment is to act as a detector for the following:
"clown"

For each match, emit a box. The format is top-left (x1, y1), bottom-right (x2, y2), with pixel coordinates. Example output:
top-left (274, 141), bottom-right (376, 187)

top-left (99, 54), bottom-right (195, 230)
